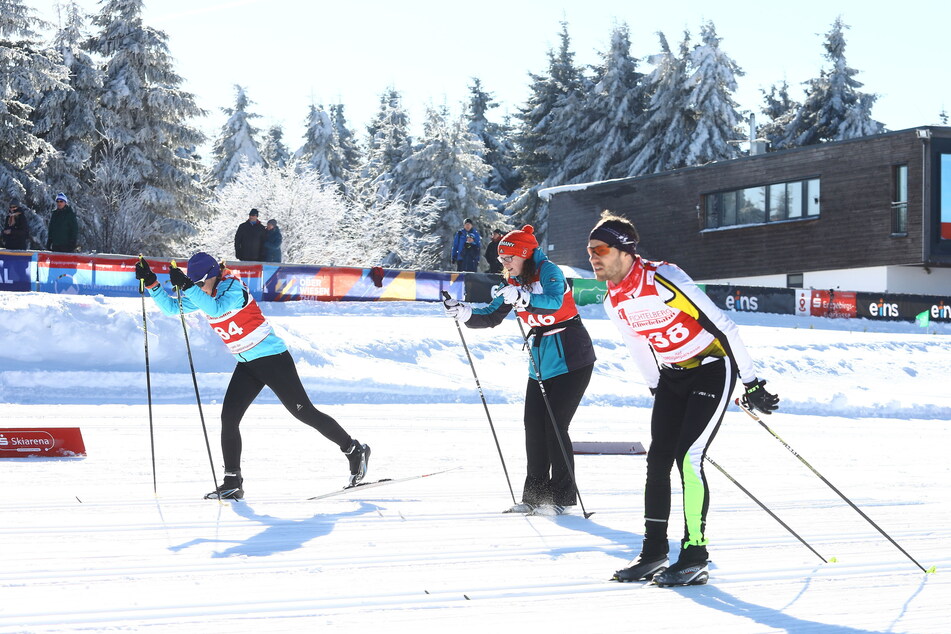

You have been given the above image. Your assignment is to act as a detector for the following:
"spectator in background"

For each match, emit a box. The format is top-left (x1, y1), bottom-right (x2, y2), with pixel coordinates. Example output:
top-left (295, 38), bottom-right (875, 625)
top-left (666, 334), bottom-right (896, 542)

top-left (485, 228), bottom-right (504, 274)
top-left (263, 218), bottom-right (282, 263)
top-left (234, 208), bottom-right (266, 261)
top-left (451, 218), bottom-right (481, 272)
top-left (47, 193), bottom-right (78, 252)
top-left (3, 200), bottom-right (30, 250)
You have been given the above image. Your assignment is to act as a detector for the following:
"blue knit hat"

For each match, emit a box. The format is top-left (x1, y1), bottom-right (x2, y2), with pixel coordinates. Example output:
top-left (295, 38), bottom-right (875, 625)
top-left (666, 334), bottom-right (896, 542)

top-left (186, 252), bottom-right (221, 284)
top-left (55, 193), bottom-right (68, 203)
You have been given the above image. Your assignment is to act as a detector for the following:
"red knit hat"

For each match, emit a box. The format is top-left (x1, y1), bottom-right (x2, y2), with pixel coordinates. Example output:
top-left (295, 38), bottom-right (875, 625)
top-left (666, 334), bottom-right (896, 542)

top-left (497, 225), bottom-right (538, 259)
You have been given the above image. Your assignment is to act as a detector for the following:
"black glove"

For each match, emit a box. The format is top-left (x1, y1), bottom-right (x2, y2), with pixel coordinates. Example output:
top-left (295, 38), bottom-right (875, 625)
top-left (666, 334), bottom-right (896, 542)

top-left (743, 379), bottom-right (779, 415)
top-left (168, 265), bottom-right (193, 290)
top-left (135, 258), bottom-right (157, 287)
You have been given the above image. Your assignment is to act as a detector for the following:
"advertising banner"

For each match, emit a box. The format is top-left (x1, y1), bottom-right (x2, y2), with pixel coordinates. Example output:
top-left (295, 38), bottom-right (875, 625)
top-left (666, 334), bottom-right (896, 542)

top-left (704, 285), bottom-right (797, 315)
top-left (856, 292), bottom-right (951, 322)
top-left (0, 427), bottom-right (86, 458)
top-left (807, 290), bottom-right (858, 318)
top-left (570, 278), bottom-right (608, 306)
top-left (263, 265), bottom-right (462, 302)
top-left (0, 252), bottom-right (32, 292)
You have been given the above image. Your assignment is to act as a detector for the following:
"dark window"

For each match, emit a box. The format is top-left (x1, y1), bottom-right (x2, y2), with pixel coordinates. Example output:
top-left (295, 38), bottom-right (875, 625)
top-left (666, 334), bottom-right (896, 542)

top-left (786, 273), bottom-right (803, 288)
top-left (703, 178), bottom-right (819, 229)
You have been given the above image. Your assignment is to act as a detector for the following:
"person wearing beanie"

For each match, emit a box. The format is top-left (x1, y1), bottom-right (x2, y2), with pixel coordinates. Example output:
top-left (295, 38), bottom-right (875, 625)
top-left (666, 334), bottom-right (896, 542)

top-left (134, 252), bottom-right (370, 499)
top-left (450, 218), bottom-right (482, 272)
top-left (484, 228), bottom-right (504, 274)
top-left (262, 218), bottom-right (282, 263)
top-left (588, 210), bottom-right (779, 587)
top-left (3, 200), bottom-right (31, 250)
top-left (46, 194), bottom-right (79, 252)
top-left (443, 224), bottom-right (596, 516)
top-left (234, 208), bottom-right (266, 261)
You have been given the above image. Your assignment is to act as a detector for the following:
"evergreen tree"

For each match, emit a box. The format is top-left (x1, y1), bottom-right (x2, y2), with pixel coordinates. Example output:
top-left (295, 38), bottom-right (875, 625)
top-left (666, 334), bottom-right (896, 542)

top-left (31, 1), bottom-right (102, 211)
top-left (395, 106), bottom-right (503, 269)
top-left (779, 16), bottom-right (884, 148)
top-left (625, 31), bottom-right (695, 175)
top-left (207, 84), bottom-right (264, 188)
top-left (509, 22), bottom-right (586, 237)
top-left (0, 0), bottom-right (68, 205)
top-left (262, 124), bottom-right (290, 169)
top-left (84, 0), bottom-right (206, 243)
top-left (359, 87), bottom-right (412, 202)
top-left (758, 81), bottom-right (799, 150)
top-left (466, 78), bottom-right (519, 198)
top-left (678, 20), bottom-right (744, 167)
top-left (567, 22), bottom-right (645, 182)
top-left (330, 103), bottom-right (361, 177)
top-left (297, 103), bottom-right (343, 186)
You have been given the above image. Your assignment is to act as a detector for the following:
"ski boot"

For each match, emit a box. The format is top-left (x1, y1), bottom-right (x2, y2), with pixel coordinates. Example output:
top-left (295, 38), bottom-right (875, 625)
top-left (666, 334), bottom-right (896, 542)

top-left (205, 471), bottom-right (243, 500)
top-left (612, 553), bottom-right (668, 582)
top-left (344, 439), bottom-right (370, 487)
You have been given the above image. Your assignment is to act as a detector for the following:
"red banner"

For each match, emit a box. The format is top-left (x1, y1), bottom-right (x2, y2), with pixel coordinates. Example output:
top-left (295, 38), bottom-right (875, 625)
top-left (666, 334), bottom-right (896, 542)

top-left (0, 428), bottom-right (86, 458)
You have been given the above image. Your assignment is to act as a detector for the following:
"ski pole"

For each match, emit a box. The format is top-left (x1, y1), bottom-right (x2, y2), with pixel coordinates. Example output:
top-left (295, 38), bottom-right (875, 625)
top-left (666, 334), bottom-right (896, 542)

top-left (515, 319), bottom-right (593, 519)
top-left (736, 398), bottom-right (935, 574)
top-left (704, 454), bottom-right (829, 563)
top-left (139, 256), bottom-right (157, 495)
top-left (441, 291), bottom-right (517, 506)
top-left (172, 260), bottom-right (220, 499)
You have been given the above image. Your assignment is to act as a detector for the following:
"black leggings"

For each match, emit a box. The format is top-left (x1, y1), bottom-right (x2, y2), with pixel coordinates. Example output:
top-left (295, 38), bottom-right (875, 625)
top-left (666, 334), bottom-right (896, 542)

top-left (522, 364), bottom-right (593, 506)
top-left (219, 351), bottom-right (352, 473)
top-left (643, 357), bottom-right (735, 553)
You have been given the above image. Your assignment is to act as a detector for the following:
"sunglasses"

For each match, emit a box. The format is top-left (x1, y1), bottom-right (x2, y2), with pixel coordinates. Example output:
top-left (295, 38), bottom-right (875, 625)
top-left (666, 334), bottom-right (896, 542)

top-left (587, 244), bottom-right (613, 256)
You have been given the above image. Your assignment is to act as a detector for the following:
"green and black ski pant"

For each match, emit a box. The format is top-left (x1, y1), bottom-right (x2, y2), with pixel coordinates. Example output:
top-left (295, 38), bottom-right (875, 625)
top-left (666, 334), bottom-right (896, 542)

top-left (642, 356), bottom-right (736, 557)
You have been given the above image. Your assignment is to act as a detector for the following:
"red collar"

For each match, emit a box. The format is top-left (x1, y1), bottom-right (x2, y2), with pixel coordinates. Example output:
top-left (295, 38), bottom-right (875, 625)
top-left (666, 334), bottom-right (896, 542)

top-left (607, 257), bottom-right (645, 306)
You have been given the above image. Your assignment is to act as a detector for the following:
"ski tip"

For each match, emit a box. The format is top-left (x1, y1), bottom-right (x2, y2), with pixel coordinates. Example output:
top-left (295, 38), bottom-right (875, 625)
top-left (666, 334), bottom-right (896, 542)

top-left (926, 565), bottom-right (937, 574)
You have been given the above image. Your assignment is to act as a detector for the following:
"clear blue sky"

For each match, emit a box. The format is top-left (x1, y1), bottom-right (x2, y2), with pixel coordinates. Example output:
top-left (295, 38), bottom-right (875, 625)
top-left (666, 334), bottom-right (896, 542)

top-left (47, 0), bottom-right (949, 155)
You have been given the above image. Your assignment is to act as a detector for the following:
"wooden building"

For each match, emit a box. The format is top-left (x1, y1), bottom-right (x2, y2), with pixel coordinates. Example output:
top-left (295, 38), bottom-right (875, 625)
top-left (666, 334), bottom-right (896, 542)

top-left (541, 126), bottom-right (951, 294)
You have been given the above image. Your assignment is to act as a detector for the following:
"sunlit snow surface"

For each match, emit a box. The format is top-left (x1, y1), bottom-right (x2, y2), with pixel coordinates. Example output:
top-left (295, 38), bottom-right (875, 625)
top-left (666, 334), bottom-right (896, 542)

top-left (1, 293), bottom-right (948, 632)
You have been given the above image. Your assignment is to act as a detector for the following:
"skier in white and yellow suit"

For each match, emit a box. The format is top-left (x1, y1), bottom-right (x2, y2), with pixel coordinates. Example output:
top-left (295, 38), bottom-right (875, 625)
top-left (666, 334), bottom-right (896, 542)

top-left (588, 211), bottom-right (779, 587)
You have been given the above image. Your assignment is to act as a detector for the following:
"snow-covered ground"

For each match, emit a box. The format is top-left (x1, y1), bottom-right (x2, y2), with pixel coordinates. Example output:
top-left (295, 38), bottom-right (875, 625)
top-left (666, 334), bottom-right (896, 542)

top-left (1, 293), bottom-right (949, 632)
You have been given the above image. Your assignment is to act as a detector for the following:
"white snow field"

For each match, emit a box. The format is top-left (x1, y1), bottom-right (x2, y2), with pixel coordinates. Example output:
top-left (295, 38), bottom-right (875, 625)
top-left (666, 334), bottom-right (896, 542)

top-left (1, 293), bottom-right (949, 633)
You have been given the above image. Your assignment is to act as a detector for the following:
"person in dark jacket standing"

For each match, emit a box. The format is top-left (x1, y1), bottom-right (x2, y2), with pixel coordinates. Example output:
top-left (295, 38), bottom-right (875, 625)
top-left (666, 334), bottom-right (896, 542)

top-left (444, 225), bottom-right (596, 516)
top-left (263, 218), bottom-right (282, 263)
top-left (234, 208), bottom-right (266, 261)
top-left (3, 200), bottom-right (30, 250)
top-left (450, 218), bottom-right (481, 272)
top-left (484, 229), bottom-right (504, 274)
top-left (47, 193), bottom-right (78, 252)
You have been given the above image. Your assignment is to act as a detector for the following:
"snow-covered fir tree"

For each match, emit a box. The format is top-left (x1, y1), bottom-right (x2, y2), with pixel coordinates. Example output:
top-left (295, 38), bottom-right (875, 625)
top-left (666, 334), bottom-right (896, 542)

top-left (359, 87), bottom-right (413, 202)
top-left (757, 81), bottom-right (800, 150)
top-left (625, 31), bottom-right (696, 175)
top-left (509, 22), bottom-right (587, 237)
top-left (330, 104), bottom-right (362, 180)
top-left (261, 124), bottom-right (291, 169)
top-left (296, 103), bottom-right (350, 190)
top-left (394, 106), bottom-right (504, 269)
top-left (677, 20), bottom-right (744, 167)
top-left (31, 1), bottom-right (102, 219)
top-left (778, 16), bottom-right (884, 148)
top-left (206, 85), bottom-right (264, 188)
top-left (466, 78), bottom-right (520, 198)
top-left (84, 0), bottom-right (206, 247)
top-left (0, 0), bottom-right (68, 209)
top-left (565, 22), bottom-right (645, 182)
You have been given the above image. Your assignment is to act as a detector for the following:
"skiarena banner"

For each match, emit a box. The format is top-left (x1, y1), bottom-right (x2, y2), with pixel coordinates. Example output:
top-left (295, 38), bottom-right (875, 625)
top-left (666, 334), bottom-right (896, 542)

top-left (2, 250), bottom-right (949, 322)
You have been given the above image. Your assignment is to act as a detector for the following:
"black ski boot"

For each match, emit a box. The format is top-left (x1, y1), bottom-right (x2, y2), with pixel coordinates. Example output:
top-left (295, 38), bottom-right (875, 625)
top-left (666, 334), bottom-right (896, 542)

top-left (652, 545), bottom-right (709, 587)
top-left (612, 553), bottom-right (668, 582)
top-left (204, 471), bottom-right (243, 500)
top-left (344, 439), bottom-right (370, 487)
